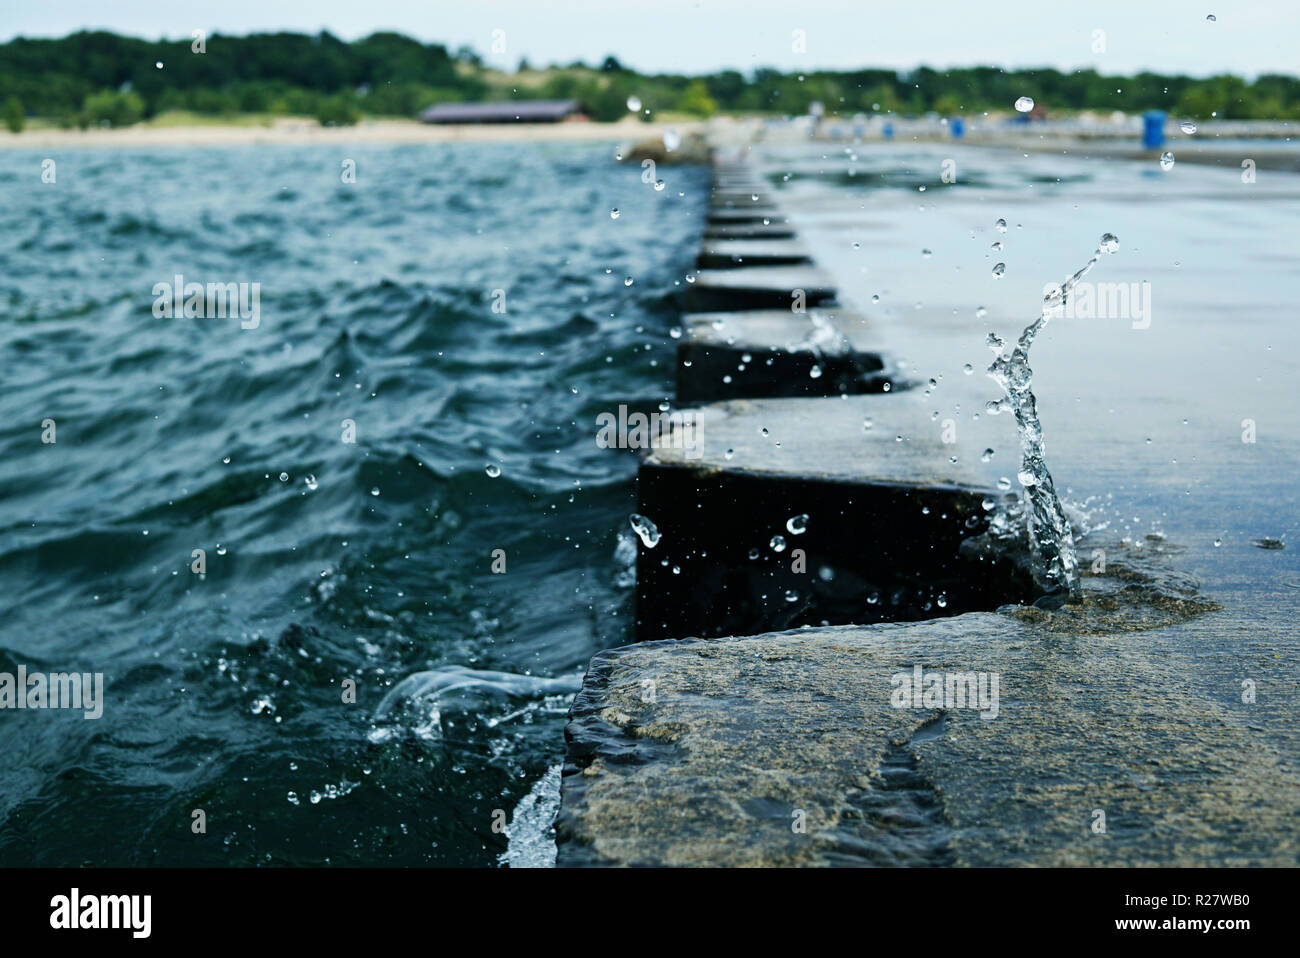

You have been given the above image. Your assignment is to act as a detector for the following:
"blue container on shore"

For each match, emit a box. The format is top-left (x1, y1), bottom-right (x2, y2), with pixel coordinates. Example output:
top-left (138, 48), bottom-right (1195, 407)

top-left (950, 117), bottom-right (965, 139)
top-left (883, 121), bottom-right (894, 140)
top-left (1142, 110), bottom-right (1166, 149)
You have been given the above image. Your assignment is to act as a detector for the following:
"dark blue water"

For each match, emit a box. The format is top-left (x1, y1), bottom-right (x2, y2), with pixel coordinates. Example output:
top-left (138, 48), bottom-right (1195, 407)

top-left (0, 142), bottom-right (708, 865)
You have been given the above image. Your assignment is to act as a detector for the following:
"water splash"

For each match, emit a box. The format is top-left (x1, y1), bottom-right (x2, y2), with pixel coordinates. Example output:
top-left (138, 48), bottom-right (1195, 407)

top-left (985, 233), bottom-right (1119, 601)
top-left (499, 763), bottom-right (563, 868)
top-left (629, 513), bottom-right (661, 548)
top-left (369, 666), bottom-right (581, 743)
top-left (613, 530), bottom-right (638, 587)
top-left (795, 310), bottom-right (853, 357)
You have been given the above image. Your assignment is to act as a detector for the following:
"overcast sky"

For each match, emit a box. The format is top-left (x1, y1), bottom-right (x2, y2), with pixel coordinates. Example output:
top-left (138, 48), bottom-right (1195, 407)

top-left (4, 1), bottom-right (1296, 78)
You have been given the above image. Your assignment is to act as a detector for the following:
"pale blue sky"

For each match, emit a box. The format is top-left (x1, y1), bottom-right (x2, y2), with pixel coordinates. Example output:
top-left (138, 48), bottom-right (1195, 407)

top-left (4, 1), bottom-right (1296, 77)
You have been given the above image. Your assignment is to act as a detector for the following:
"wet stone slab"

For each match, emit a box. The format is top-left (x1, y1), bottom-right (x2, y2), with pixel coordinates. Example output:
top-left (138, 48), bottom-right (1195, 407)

top-left (710, 190), bottom-right (777, 208)
top-left (696, 239), bottom-right (812, 270)
top-left (633, 392), bottom-right (1036, 641)
top-left (676, 308), bottom-right (892, 402)
top-left (685, 266), bottom-right (836, 311)
top-left (556, 601), bottom-right (1296, 867)
top-left (707, 208), bottom-right (788, 225)
top-left (703, 221), bottom-right (799, 241)
top-left (647, 389), bottom-right (1007, 486)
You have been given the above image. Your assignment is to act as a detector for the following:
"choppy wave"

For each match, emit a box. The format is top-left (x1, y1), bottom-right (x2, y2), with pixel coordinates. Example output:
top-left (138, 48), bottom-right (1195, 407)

top-left (0, 141), bottom-right (708, 865)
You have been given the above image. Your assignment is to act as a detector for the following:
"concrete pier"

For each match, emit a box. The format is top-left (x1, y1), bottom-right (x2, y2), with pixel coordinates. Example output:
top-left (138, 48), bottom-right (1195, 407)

top-left (555, 149), bottom-right (1277, 868)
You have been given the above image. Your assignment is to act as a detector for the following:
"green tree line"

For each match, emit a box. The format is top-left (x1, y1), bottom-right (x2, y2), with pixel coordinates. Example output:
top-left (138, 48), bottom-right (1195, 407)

top-left (1, 30), bottom-right (1297, 130)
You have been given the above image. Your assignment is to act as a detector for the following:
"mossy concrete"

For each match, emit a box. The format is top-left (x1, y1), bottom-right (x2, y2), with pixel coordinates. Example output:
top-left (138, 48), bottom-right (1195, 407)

top-left (557, 577), bottom-right (1292, 866)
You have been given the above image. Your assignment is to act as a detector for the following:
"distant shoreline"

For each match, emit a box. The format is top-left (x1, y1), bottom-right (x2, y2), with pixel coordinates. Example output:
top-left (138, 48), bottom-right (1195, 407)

top-left (4, 116), bottom-right (1296, 175)
top-left (0, 116), bottom-right (699, 150)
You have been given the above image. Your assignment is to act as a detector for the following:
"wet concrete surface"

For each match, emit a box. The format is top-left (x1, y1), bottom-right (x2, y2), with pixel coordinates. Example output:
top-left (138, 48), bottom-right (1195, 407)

top-left (557, 143), bottom-right (1300, 866)
top-left (696, 239), bottom-right (812, 269)
top-left (686, 266), bottom-right (837, 311)
top-left (558, 579), bottom-right (1292, 866)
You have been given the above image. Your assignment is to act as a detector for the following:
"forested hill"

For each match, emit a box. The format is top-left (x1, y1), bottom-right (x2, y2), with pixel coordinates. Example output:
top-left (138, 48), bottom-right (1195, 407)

top-left (1, 29), bottom-right (1297, 129)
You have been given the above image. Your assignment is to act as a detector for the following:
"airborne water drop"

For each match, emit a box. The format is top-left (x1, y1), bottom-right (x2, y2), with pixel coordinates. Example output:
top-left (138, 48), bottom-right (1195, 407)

top-left (629, 513), bottom-right (661, 548)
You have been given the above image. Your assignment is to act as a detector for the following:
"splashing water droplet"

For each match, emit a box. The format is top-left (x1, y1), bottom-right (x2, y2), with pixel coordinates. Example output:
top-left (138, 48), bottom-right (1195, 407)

top-left (786, 514), bottom-right (809, 535)
top-left (626, 96), bottom-right (642, 112)
top-left (1180, 120), bottom-right (1197, 134)
top-left (1014, 97), bottom-right (1034, 112)
top-left (305, 474), bottom-right (318, 490)
top-left (485, 464), bottom-right (501, 478)
top-left (654, 179), bottom-right (666, 191)
top-left (991, 262), bottom-right (1006, 278)
top-left (610, 208), bottom-right (620, 219)
top-left (279, 472), bottom-right (289, 482)
top-left (1159, 151), bottom-right (1175, 171)
top-left (629, 513), bottom-right (661, 548)
top-left (984, 234), bottom-right (1119, 601)
top-left (994, 218), bottom-right (1008, 233)
top-left (769, 535), bottom-right (787, 553)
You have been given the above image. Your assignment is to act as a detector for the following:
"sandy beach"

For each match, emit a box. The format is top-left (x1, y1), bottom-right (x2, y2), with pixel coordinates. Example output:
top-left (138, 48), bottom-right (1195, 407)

top-left (0, 115), bottom-right (703, 150)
